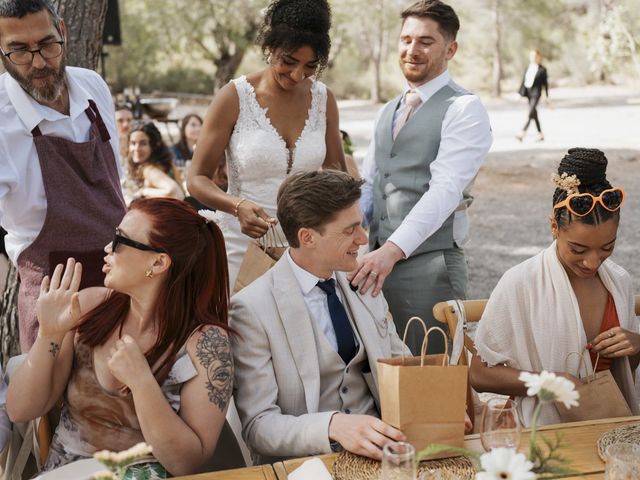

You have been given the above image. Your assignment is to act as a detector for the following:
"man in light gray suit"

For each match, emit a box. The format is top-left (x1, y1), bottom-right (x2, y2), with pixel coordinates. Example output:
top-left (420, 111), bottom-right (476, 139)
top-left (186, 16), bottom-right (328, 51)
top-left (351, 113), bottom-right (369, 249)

top-left (230, 170), bottom-right (409, 464)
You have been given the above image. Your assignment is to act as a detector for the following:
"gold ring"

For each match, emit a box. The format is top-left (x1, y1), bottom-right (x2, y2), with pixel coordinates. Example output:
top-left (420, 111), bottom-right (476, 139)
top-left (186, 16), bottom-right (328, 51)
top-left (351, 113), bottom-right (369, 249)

top-left (608, 330), bottom-right (615, 338)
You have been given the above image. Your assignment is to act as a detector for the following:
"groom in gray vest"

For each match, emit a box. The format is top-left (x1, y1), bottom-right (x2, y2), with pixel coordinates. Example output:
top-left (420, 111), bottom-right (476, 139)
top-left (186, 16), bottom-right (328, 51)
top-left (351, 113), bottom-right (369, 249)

top-left (352, 0), bottom-right (492, 355)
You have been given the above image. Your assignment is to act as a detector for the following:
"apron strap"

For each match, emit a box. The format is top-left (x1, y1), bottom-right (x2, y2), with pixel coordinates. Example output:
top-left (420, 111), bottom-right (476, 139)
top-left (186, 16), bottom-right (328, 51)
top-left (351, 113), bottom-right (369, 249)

top-left (31, 100), bottom-right (110, 142)
top-left (86, 99), bottom-right (111, 142)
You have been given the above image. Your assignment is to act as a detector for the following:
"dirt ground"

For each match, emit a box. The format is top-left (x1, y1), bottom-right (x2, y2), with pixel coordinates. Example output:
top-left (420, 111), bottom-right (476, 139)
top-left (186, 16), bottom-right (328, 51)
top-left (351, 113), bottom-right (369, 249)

top-left (465, 148), bottom-right (640, 299)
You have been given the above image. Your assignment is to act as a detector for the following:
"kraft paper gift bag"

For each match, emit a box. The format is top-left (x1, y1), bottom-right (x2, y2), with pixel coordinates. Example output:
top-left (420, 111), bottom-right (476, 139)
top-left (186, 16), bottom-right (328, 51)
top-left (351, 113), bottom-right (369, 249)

top-left (233, 225), bottom-right (286, 294)
top-left (556, 351), bottom-right (631, 422)
top-left (377, 318), bottom-right (468, 458)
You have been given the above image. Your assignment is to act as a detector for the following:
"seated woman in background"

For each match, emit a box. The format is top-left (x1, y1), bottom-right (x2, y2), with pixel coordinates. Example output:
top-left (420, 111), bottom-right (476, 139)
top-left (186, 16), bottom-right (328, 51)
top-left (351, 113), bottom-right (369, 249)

top-left (171, 114), bottom-right (203, 168)
top-left (124, 122), bottom-right (184, 204)
top-left (6, 198), bottom-right (233, 477)
top-left (470, 148), bottom-right (640, 426)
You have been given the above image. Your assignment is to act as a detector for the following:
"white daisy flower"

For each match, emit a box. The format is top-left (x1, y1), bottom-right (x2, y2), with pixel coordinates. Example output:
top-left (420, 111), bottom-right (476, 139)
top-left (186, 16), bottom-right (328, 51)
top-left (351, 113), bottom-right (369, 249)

top-left (476, 447), bottom-right (536, 480)
top-left (518, 370), bottom-right (579, 408)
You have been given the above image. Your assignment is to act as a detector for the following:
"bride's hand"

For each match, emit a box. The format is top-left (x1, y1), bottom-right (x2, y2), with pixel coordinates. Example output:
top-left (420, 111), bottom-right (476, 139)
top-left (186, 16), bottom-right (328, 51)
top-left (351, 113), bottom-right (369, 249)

top-left (36, 258), bottom-right (83, 339)
top-left (237, 200), bottom-right (276, 238)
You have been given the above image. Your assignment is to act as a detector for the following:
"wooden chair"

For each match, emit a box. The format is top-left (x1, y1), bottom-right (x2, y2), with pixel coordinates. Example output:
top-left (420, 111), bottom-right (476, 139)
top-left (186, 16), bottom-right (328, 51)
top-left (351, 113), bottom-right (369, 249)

top-left (432, 299), bottom-right (487, 430)
top-left (635, 295), bottom-right (640, 316)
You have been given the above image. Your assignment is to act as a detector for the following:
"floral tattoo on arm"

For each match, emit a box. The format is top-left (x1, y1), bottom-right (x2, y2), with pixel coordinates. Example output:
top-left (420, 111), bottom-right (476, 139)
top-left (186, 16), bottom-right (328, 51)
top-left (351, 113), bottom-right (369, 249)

top-left (49, 341), bottom-right (60, 357)
top-left (195, 327), bottom-right (233, 411)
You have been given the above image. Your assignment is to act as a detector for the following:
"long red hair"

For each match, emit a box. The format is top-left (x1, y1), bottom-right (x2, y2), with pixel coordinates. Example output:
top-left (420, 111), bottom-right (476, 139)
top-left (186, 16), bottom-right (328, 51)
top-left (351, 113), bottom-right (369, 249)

top-left (77, 198), bottom-right (230, 378)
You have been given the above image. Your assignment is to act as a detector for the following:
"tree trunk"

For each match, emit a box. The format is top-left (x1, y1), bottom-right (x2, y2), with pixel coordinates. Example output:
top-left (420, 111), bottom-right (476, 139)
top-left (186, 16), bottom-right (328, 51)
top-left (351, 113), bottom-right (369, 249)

top-left (214, 49), bottom-right (249, 93)
top-left (491, 0), bottom-right (503, 97)
top-left (370, 4), bottom-right (385, 103)
top-left (0, 262), bottom-right (20, 364)
top-left (52, 0), bottom-right (108, 69)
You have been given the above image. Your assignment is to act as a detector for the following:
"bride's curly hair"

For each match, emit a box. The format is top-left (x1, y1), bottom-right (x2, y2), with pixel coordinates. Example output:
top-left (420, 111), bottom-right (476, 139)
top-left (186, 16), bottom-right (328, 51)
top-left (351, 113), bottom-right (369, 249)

top-left (258, 0), bottom-right (331, 73)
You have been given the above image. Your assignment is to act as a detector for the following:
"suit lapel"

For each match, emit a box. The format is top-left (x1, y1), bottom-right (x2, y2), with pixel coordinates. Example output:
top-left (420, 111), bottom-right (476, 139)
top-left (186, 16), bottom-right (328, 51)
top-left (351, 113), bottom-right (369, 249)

top-left (272, 257), bottom-right (321, 413)
top-left (335, 273), bottom-right (390, 394)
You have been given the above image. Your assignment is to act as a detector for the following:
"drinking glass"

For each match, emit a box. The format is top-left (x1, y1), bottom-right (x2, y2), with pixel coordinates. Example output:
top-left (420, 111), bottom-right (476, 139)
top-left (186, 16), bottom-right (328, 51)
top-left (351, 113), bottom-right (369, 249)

top-left (480, 397), bottom-right (521, 451)
top-left (605, 443), bottom-right (640, 480)
top-left (381, 441), bottom-right (416, 480)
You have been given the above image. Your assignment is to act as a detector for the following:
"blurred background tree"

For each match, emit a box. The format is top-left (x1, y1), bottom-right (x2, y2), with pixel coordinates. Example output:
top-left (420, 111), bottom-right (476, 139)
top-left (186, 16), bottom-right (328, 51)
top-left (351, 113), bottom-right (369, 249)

top-left (100, 0), bottom-right (640, 99)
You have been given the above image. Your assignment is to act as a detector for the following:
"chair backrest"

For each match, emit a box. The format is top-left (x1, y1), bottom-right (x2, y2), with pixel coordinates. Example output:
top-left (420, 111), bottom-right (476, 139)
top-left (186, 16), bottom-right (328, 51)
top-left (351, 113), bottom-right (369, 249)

top-left (433, 299), bottom-right (487, 431)
top-left (1, 354), bottom-right (50, 480)
top-left (635, 295), bottom-right (640, 316)
top-left (432, 299), bottom-right (487, 366)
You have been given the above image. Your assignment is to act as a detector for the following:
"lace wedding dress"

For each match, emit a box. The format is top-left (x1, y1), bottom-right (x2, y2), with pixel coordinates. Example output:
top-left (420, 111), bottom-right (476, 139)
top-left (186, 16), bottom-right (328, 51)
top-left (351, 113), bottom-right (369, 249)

top-left (215, 75), bottom-right (327, 287)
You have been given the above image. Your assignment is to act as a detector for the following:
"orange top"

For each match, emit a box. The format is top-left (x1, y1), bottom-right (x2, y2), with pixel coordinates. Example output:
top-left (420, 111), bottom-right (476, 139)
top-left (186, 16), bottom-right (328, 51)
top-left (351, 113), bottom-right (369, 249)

top-left (590, 294), bottom-right (620, 372)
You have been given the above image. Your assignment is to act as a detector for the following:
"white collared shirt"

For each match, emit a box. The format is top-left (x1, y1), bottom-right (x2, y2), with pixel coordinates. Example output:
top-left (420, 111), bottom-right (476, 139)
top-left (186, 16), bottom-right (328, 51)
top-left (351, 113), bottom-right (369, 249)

top-left (524, 63), bottom-right (539, 88)
top-left (286, 250), bottom-right (351, 352)
top-left (360, 69), bottom-right (492, 257)
top-left (0, 66), bottom-right (121, 263)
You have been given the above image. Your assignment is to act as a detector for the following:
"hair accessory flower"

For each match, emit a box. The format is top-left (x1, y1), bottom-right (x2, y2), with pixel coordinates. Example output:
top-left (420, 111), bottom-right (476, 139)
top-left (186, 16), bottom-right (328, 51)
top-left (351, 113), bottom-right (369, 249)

top-left (551, 172), bottom-right (581, 195)
top-left (197, 209), bottom-right (216, 224)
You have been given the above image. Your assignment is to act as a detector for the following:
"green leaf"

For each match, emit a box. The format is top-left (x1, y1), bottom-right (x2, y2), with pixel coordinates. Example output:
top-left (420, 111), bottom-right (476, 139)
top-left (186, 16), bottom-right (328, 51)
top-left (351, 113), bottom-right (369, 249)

top-left (416, 444), bottom-right (481, 463)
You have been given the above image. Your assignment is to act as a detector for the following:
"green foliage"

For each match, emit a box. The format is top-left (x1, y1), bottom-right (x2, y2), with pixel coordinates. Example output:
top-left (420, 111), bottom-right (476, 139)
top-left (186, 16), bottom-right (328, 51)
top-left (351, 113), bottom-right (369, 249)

top-left (529, 432), bottom-right (578, 478)
top-left (104, 0), bottom-right (640, 96)
top-left (416, 444), bottom-right (481, 465)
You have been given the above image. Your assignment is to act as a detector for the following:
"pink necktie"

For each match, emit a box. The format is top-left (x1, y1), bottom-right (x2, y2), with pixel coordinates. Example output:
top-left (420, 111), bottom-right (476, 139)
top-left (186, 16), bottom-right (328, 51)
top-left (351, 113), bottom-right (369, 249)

top-left (393, 89), bottom-right (422, 140)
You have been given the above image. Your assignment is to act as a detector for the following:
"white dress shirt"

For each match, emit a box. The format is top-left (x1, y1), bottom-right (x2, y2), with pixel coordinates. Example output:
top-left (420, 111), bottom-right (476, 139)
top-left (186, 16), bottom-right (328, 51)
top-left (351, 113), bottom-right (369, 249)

top-left (0, 67), bottom-right (121, 263)
top-left (524, 63), bottom-right (539, 88)
top-left (360, 70), bottom-right (492, 257)
top-left (286, 250), bottom-right (356, 352)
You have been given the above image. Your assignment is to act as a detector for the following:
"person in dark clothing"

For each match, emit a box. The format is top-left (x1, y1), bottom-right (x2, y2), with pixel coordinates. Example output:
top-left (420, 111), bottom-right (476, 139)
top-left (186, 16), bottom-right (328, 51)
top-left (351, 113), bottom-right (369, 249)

top-left (517, 49), bottom-right (549, 142)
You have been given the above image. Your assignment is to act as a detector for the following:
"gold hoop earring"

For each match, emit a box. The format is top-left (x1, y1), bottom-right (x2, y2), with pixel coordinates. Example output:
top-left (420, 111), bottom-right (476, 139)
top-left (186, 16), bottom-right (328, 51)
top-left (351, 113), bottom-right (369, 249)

top-left (145, 269), bottom-right (153, 278)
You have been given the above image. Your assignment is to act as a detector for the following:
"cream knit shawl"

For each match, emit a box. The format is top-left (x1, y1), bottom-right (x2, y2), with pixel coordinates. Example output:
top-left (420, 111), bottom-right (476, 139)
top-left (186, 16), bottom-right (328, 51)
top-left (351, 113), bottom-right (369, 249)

top-left (475, 242), bottom-right (640, 426)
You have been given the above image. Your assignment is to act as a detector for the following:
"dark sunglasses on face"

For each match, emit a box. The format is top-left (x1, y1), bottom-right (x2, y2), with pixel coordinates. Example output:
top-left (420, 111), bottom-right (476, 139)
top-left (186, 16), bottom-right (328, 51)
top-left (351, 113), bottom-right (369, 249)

top-left (112, 233), bottom-right (164, 253)
top-left (552, 187), bottom-right (625, 217)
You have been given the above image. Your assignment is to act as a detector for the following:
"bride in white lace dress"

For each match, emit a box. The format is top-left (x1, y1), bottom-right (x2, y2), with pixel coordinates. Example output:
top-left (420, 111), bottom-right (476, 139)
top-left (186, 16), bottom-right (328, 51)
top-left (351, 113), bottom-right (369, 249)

top-left (188, 0), bottom-right (345, 289)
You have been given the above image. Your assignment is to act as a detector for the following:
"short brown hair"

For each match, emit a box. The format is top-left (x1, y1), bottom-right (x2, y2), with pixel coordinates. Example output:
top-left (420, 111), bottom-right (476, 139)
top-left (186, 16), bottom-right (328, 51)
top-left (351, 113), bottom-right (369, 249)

top-left (277, 170), bottom-right (364, 248)
top-left (401, 0), bottom-right (460, 41)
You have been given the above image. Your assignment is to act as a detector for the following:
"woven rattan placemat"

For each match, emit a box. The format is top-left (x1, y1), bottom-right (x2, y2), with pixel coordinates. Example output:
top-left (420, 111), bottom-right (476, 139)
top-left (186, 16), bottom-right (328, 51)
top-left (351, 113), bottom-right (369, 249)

top-left (597, 422), bottom-right (640, 461)
top-left (332, 451), bottom-right (475, 480)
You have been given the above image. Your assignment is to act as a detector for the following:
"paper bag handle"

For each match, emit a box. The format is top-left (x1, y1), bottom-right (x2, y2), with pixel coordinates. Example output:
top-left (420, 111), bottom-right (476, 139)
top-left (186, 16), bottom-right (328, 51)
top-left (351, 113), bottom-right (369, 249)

top-left (401, 316), bottom-right (428, 365)
top-left (258, 223), bottom-right (286, 250)
top-left (421, 326), bottom-right (450, 367)
top-left (564, 350), bottom-right (599, 384)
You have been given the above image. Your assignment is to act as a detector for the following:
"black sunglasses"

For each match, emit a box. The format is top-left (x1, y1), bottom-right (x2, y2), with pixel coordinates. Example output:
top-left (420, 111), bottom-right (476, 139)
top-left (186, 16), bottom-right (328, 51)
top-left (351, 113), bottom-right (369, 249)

top-left (112, 233), bottom-right (164, 253)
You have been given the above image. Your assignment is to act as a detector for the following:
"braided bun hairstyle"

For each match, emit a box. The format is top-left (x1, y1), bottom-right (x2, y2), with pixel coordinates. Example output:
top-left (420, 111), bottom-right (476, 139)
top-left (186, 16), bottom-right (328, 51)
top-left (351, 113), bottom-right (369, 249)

top-left (553, 148), bottom-right (618, 227)
top-left (258, 0), bottom-right (331, 73)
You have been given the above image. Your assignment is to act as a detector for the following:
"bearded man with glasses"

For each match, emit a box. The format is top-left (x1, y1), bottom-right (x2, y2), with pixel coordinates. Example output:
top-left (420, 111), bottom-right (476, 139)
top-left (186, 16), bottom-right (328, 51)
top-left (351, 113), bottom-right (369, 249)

top-left (0, 0), bottom-right (125, 352)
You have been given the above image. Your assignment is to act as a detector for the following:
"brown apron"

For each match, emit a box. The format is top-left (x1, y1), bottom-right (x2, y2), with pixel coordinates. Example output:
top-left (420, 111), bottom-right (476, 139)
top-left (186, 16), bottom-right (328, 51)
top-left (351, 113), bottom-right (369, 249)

top-left (17, 100), bottom-right (126, 352)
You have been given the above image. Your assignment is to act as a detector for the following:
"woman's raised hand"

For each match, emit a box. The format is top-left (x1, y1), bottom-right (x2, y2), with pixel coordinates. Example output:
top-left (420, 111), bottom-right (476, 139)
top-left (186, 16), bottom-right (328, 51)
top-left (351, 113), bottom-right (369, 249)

top-left (36, 258), bottom-right (83, 339)
top-left (236, 199), bottom-right (276, 238)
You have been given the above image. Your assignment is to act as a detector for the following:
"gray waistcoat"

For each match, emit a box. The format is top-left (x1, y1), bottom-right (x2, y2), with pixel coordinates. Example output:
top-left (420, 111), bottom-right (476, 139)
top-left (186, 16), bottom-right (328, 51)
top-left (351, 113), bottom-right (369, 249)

top-left (369, 83), bottom-right (467, 256)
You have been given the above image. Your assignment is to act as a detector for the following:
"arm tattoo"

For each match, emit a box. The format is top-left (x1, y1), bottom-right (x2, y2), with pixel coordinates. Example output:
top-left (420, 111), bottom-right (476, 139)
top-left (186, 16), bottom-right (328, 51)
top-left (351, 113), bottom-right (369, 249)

top-left (195, 327), bottom-right (233, 411)
top-left (49, 341), bottom-right (60, 357)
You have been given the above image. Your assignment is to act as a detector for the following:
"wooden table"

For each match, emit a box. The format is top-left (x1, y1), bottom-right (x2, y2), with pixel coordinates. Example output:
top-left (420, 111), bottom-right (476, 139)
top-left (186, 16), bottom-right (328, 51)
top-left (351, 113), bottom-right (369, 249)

top-left (174, 464), bottom-right (277, 480)
top-left (273, 416), bottom-right (640, 479)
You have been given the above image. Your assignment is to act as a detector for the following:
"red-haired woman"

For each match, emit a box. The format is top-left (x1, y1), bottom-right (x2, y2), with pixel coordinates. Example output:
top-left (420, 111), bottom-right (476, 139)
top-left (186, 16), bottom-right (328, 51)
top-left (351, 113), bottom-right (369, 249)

top-left (6, 198), bottom-right (232, 477)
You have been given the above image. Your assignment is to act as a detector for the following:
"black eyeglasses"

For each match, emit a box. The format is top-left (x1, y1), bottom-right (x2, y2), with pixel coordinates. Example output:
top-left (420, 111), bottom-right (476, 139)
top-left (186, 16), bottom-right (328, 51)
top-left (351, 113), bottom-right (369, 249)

top-left (0, 41), bottom-right (64, 65)
top-left (112, 233), bottom-right (164, 254)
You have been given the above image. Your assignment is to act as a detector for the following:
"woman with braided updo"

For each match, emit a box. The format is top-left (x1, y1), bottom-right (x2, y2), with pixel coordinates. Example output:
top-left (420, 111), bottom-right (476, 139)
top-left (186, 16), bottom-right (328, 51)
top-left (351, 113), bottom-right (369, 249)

top-left (188, 0), bottom-right (346, 288)
top-left (470, 148), bottom-right (640, 426)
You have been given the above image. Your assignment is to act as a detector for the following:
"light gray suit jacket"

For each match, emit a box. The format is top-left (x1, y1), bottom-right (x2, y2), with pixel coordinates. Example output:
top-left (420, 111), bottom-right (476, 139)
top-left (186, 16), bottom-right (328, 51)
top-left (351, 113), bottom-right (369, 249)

top-left (229, 256), bottom-right (409, 462)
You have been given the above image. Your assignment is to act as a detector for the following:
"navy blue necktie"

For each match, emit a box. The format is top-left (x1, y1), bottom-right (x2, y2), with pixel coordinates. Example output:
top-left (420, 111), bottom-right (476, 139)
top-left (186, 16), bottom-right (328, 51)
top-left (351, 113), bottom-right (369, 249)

top-left (317, 279), bottom-right (357, 364)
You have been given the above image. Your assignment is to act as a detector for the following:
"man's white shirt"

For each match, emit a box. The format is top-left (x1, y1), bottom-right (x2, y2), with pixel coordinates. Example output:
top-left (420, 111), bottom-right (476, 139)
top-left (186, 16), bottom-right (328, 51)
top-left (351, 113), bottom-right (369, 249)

top-left (360, 69), bottom-right (492, 257)
top-left (286, 250), bottom-right (357, 353)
